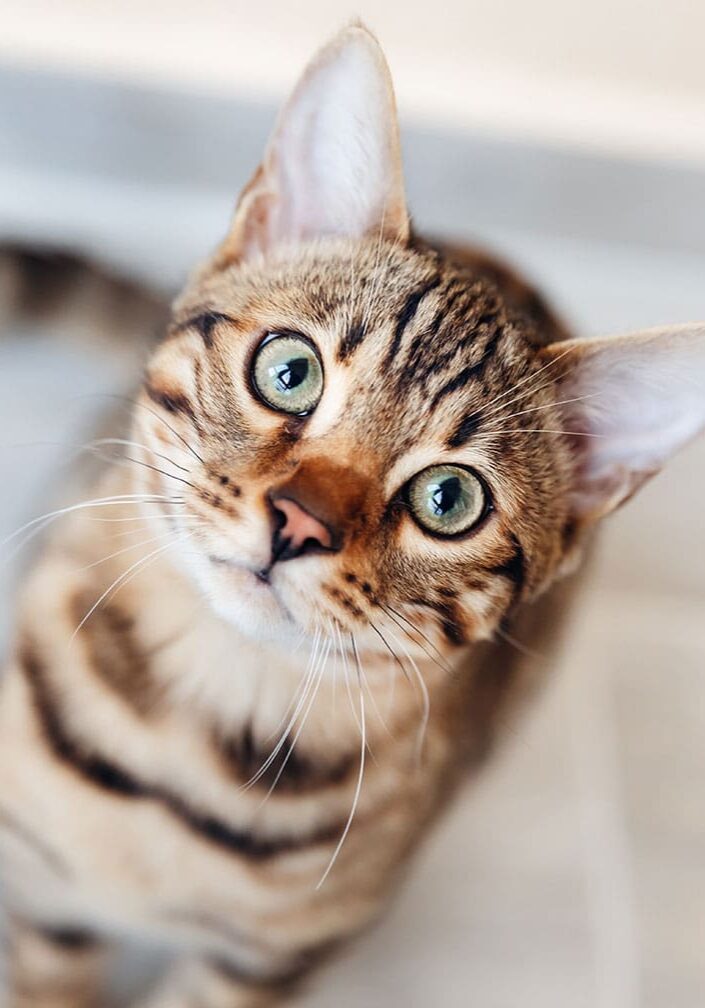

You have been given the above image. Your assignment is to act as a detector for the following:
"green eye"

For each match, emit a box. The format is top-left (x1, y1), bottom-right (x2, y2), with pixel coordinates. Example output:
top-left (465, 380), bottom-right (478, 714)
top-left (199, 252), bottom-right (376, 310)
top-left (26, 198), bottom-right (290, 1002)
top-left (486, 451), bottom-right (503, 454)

top-left (407, 465), bottom-right (488, 537)
top-left (251, 333), bottom-right (323, 415)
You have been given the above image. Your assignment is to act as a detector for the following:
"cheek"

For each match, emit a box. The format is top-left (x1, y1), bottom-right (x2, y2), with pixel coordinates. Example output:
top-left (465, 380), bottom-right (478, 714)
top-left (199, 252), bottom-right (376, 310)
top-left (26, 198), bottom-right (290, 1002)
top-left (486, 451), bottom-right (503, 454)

top-left (453, 582), bottom-right (512, 642)
top-left (186, 483), bottom-right (271, 564)
top-left (372, 521), bottom-right (517, 645)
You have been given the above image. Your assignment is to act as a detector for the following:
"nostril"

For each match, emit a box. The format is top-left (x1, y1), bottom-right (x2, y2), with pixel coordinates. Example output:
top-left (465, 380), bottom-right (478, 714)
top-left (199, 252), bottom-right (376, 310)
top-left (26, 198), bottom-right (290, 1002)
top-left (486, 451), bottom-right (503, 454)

top-left (269, 495), bottom-right (336, 562)
top-left (271, 502), bottom-right (287, 533)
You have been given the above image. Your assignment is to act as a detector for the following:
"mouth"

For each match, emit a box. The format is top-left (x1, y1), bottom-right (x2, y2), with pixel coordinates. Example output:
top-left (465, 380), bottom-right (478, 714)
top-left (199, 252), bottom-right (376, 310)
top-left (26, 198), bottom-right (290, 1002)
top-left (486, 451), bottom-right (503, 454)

top-left (207, 554), bottom-right (293, 621)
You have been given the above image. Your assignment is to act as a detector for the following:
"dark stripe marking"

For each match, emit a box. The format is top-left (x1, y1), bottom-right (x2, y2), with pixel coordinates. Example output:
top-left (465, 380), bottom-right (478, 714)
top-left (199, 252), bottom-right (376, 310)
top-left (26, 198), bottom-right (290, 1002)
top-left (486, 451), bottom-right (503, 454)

top-left (430, 323), bottom-right (505, 408)
top-left (20, 646), bottom-right (344, 862)
top-left (488, 534), bottom-right (526, 599)
top-left (217, 723), bottom-right (355, 793)
top-left (177, 311), bottom-right (236, 348)
top-left (145, 378), bottom-right (197, 421)
top-left (384, 277), bottom-right (441, 367)
top-left (402, 282), bottom-right (468, 374)
top-left (72, 592), bottom-right (159, 717)
top-left (446, 411), bottom-right (482, 448)
top-left (410, 597), bottom-right (466, 647)
top-left (337, 319), bottom-right (367, 361)
top-left (36, 927), bottom-right (99, 951)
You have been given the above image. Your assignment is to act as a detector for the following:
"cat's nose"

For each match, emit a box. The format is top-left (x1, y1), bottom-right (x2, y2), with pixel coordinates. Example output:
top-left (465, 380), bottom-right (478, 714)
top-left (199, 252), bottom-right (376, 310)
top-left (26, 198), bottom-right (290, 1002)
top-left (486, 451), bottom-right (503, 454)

top-left (268, 494), bottom-right (338, 564)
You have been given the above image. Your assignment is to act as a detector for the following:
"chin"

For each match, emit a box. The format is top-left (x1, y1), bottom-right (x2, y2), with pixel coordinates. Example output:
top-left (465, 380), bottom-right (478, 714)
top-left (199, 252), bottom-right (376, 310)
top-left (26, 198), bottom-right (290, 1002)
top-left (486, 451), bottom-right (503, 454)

top-left (189, 553), bottom-right (304, 646)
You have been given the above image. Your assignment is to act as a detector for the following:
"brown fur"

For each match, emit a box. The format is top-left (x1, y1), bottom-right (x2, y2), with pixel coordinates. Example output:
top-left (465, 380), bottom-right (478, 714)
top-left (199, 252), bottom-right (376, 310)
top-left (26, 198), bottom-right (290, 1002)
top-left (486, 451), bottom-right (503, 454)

top-left (0, 228), bottom-right (579, 1007)
top-left (1, 23), bottom-right (702, 1008)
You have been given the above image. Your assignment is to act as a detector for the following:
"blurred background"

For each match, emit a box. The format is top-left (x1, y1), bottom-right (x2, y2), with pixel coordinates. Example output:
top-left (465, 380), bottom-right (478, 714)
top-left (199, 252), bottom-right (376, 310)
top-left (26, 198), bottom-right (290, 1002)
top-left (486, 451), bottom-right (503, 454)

top-left (1, 2), bottom-right (704, 1006)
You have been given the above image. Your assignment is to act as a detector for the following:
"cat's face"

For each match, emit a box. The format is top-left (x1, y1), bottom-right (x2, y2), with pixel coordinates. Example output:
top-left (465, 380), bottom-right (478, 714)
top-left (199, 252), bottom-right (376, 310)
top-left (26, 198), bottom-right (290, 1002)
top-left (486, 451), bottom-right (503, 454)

top-left (136, 238), bottom-right (573, 655)
top-left (132, 24), bottom-right (705, 659)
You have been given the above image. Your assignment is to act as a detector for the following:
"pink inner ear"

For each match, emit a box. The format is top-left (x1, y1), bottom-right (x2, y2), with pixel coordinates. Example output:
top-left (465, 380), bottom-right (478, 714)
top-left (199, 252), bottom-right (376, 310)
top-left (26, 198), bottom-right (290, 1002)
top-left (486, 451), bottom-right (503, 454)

top-left (541, 324), bottom-right (705, 522)
top-left (217, 25), bottom-right (409, 264)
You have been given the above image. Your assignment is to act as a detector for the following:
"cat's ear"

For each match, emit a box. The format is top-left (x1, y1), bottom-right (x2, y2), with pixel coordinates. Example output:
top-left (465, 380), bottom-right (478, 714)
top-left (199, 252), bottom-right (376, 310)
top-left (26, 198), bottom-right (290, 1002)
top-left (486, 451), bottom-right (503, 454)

top-left (539, 324), bottom-right (705, 523)
top-left (217, 23), bottom-right (409, 264)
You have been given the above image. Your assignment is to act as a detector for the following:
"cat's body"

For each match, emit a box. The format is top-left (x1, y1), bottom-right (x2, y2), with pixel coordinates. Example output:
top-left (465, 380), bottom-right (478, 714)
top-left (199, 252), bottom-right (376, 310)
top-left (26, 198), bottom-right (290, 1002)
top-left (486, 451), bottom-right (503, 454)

top-left (1, 25), bottom-right (704, 1008)
top-left (0, 237), bottom-right (569, 1007)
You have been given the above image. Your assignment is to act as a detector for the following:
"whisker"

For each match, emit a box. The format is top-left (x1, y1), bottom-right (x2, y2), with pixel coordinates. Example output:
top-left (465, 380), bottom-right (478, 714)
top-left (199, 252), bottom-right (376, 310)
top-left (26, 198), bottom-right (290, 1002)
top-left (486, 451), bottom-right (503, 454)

top-left (241, 629), bottom-right (325, 791)
top-left (367, 620), bottom-right (412, 686)
top-left (383, 645), bottom-right (398, 722)
top-left (108, 517), bottom-right (207, 539)
top-left (90, 437), bottom-right (192, 474)
top-left (86, 512), bottom-right (191, 527)
top-left (316, 632), bottom-right (366, 890)
top-left (358, 660), bottom-right (393, 738)
top-left (495, 624), bottom-right (545, 660)
top-left (473, 344), bottom-right (578, 421)
top-left (496, 391), bottom-right (601, 424)
top-left (256, 635), bottom-right (330, 808)
top-left (379, 624), bottom-right (431, 764)
top-left (1, 495), bottom-right (184, 561)
top-left (73, 529), bottom-right (180, 574)
top-left (262, 627), bottom-right (320, 744)
top-left (2, 494), bottom-right (180, 546)
top-left (79, 392), bottom-right (205, 465)
top-left (475, 427), bottom-right (603, 438)
top-left (71, 538), bottom-right (184, 640)
top-left (334, 622), bottom-right (365, 741)
top-left (381, 604), bottom-right (453, 675)
top-left (112, 453), bottom-right (199, 491)
top-left (30, 436), bottom-right (194, 481)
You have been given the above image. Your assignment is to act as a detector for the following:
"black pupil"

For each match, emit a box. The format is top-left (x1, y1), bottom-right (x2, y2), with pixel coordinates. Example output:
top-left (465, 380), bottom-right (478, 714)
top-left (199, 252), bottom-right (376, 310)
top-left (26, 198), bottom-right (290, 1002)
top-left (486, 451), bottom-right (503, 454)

top-left (430, 476), bottom-right (461, 516)
top-left (274, 356), bottom-right (309, 393)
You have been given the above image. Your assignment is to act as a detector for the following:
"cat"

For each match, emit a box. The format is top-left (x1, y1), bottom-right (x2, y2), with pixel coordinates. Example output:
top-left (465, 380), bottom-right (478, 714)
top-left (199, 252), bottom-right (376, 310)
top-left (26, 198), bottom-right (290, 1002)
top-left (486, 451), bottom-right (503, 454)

top-left (0, 22), bottom-right (704, 1008)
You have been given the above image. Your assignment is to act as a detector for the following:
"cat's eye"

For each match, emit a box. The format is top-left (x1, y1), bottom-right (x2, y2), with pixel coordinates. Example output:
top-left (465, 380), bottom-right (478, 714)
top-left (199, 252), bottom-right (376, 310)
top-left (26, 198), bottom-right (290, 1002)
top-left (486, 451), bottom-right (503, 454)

top-left (406, 465), bottom-right (488, 537)
top-left (251, 332), bottom-right (323, 415)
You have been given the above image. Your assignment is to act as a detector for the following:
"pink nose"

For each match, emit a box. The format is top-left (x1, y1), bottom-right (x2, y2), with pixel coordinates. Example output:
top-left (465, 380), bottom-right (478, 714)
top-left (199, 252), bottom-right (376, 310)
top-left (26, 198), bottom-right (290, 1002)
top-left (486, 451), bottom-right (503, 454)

top-left (271, 497), bottom-right (333, 558)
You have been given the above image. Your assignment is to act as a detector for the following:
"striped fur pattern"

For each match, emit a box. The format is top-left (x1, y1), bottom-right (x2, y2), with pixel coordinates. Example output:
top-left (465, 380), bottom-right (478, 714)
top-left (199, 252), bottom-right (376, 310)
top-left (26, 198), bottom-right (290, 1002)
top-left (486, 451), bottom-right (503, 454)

top-left (0, 234), bottom-right (570, 1005)
top-left (2, 24), bottom-right (704, 1008)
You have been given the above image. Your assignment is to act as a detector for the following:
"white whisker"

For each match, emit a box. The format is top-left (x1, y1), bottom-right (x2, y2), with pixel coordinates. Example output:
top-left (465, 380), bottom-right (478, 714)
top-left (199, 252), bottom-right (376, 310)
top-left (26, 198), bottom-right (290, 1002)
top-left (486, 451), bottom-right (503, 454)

top-left (316, 632), bottom-right (366, 890)
top-left (473, 344), bottom-right (578, 421)
top-left (241, 628), bottom-right (325, 790)
top-left (71, 536), bottom-right (188, 641)
top-left (496, 391), bottom-right (601, 424)
top-left (1, 496), bottom-right (184, 564)
top-left (90, 437), bottom-right (192, 474)
top-left (478, 427), bottom-right (604, 438)
top-left (381, 625), bottom-right (430, 763)
top-left (73, 529), bottom-right (179, 574)
top-left (256, 635), bottom-right (330, 808)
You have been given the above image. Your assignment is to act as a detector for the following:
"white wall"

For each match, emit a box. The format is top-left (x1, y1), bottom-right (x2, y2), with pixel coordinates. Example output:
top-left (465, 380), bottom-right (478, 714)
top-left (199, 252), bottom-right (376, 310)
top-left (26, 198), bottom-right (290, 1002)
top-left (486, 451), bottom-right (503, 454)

top-left (2, 0), bottom-right (705, 163)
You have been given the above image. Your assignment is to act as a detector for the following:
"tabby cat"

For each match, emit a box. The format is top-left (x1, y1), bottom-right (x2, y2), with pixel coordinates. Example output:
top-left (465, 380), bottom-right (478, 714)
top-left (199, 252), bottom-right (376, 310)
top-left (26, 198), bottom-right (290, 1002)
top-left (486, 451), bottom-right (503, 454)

top-left (1, 23), bottom-right (704, 1008)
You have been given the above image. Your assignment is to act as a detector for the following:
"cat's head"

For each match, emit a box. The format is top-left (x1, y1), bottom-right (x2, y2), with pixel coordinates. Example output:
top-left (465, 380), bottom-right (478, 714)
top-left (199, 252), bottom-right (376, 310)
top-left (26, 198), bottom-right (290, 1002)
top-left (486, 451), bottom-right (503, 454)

top-left (135, 24), bottom-right (705, 659)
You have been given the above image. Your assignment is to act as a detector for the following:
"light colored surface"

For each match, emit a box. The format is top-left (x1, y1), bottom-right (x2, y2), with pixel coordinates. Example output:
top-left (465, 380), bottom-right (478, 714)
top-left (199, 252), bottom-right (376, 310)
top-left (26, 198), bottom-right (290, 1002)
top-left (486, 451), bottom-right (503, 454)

top-left (3, 0), bottom-right (705, 163)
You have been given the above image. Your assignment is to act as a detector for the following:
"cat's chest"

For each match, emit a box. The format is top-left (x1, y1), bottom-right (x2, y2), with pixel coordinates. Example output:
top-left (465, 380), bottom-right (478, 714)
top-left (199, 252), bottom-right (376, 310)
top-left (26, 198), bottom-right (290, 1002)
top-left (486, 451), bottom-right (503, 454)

top-left (0, 647), bottom-right (435, 950)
